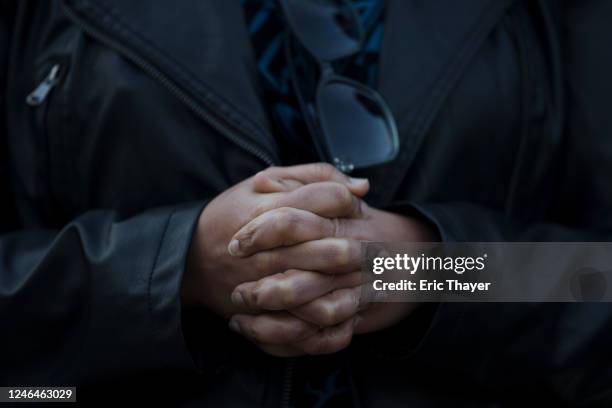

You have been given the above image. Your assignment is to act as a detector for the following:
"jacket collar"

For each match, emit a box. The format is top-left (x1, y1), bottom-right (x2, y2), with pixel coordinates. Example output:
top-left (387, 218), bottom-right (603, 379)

top-left (371, 0), bottom-right (517, 203)
top-left (63, 0), bottom-right (280, 163)
top-left (63, 0), bottom-right (516, 197)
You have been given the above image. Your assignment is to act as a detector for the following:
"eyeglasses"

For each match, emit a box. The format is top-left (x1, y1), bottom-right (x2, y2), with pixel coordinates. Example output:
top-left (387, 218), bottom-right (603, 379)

top-left (280, 0), bottom-right (399, 173)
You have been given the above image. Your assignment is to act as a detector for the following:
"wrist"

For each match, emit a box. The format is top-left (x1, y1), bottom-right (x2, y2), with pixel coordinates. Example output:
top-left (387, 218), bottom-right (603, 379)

top-left (181, 209), bottom-right (208, 307)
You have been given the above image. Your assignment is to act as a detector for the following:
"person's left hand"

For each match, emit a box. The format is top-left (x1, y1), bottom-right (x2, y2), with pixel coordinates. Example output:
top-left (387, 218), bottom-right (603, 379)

top-left (226, 168), bottom-right (438, 356)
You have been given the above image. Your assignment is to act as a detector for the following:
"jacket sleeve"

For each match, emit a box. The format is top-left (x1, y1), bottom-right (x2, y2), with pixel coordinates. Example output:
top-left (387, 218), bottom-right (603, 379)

top-left (0, 3), bottom-right (209, 386)
top-left (0, 203), bottom-right (207, 386)
top-left (391, 1), bottom-right (612, 404)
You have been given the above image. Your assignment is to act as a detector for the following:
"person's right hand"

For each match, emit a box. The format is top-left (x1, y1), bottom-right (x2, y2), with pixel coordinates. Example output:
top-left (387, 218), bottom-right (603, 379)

top-left (181, 163), bottom-right (370, 318)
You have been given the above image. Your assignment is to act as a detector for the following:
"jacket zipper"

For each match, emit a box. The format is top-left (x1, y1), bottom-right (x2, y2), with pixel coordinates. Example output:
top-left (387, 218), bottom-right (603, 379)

top-left (25, 62), bottom-right (65, 219)
top-left (281, 358), bottom-right (295, 408)
top-left (26, 64), bottom-right (62, 106)
top-left (62, 4), bottom-right (276, 167)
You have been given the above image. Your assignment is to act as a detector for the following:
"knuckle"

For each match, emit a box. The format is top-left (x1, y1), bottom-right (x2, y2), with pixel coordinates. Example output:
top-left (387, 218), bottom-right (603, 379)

top-left (326, 240), bottom-right (352, 267)
top-left (316, 300), bottom-right (338, 327)
top-left (259, 274), bottom-right (295, 309)
top-left (250, 287), bottom-right (264, 309)
top-left (331, 184), bottom-right (353, 210)
top-left (278, 280), bottom-right (296, 309)
top-left (275, 208), bottom-right (300, 240)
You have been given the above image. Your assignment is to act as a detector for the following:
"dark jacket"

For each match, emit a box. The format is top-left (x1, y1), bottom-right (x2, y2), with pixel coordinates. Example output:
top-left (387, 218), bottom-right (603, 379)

top-left (1, 0), bottom-right (612, 406)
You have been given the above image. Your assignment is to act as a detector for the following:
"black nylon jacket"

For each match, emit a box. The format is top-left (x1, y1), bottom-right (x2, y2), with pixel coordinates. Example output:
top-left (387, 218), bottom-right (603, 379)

top-left (2, 0), bottom-right (612, 406)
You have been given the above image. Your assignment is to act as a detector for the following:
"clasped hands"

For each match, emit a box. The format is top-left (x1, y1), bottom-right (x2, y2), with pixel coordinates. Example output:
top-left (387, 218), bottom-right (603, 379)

top-left (183, 163), bottom-right (436, 357)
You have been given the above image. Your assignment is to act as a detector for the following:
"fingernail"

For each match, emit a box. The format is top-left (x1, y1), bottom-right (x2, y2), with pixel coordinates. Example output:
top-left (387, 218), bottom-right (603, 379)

top-left (231, 291), bottom-right (246, 307)
top-left (229, 319), bottom-right (241, 334)
top-left (353, 316), bottom-right (363, 329)
top-left (228, 239), bottom-right (241, 256)
top-left (348, 177), bottom-right (369, 187)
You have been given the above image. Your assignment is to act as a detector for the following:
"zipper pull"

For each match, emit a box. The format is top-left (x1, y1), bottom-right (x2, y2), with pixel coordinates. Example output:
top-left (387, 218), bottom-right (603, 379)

top-left (26, 64), bottom-right (62, 106)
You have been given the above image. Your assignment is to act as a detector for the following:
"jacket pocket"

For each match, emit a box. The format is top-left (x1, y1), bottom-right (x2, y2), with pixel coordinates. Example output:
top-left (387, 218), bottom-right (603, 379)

top-left (25, 58), bottom-right (70, 222)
